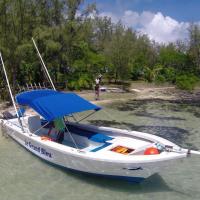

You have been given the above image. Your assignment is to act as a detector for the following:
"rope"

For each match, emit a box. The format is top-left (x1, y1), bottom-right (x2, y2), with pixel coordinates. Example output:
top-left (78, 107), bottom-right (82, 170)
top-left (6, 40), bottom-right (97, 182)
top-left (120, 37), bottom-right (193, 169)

top-left (64, 123), bottom-right (79, 150)
top-left (31, 121), bottom-right (50, 136)
top-left (77, 111), bottom-right (97, 123)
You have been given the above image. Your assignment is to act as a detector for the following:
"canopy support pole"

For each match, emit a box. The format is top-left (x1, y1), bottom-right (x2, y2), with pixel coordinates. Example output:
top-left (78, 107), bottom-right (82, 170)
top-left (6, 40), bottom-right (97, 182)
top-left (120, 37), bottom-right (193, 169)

top-left (0, 52), bottom-right (24, 132)
top-left (32, 37), bottom-right (56, 91)
top-left (64, 124), bottom-right (79, 150)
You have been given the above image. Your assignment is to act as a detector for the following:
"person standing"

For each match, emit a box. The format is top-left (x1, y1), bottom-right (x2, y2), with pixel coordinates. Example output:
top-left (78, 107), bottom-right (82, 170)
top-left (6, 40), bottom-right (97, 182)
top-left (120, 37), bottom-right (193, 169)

top-left (94, 74), bottom-right (102, 100)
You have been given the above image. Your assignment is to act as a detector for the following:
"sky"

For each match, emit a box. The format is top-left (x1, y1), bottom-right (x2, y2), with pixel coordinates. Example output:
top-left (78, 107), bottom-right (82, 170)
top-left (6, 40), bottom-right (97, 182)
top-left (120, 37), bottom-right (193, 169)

top-left (84, 0), bottom-right (200, 43)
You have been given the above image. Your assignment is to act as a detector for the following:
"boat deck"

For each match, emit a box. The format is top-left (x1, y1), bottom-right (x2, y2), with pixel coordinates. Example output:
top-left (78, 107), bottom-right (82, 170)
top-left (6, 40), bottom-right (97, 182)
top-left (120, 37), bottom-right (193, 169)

top-left (3, 115), bottom-right (153, 156)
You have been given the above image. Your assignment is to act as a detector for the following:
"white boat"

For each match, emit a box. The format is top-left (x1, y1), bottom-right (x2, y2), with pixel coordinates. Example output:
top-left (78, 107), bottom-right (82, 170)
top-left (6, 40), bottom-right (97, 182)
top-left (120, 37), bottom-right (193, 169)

top-left (0, 40), bottom-right (200, 183)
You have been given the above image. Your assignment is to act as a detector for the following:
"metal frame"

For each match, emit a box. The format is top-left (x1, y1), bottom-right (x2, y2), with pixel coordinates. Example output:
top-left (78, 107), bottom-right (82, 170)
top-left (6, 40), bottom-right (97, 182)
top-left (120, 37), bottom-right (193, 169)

top-left (0, 52), bottom-right (24, 132)
top-left (32, 38), bottom-right (56, 90)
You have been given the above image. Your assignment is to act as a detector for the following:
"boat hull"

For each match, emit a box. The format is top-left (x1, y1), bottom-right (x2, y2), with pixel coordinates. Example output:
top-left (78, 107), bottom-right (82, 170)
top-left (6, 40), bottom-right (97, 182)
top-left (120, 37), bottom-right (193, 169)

top-left (1, 121), bottom-right (185, 182)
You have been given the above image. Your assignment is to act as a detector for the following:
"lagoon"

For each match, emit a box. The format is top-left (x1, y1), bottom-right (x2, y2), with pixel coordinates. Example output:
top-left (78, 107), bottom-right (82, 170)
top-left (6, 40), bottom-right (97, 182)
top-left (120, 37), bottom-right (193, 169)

top-left (0, 99), bottom-right (200, 200)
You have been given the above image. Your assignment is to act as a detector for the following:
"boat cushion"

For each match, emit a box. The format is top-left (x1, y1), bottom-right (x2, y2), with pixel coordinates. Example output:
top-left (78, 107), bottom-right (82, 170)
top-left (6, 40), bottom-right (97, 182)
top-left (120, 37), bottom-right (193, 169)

top-left (89, 133), bottom-right (113, 143)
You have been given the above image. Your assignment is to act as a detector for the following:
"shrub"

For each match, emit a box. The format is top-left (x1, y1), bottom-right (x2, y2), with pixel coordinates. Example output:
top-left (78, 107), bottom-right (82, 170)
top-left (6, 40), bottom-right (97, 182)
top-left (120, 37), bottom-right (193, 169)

top-left (67, 74), bottom-right (93, 90)
top-left (131, 65), bottom-right (144, 80)
top-left (155, 74), bottom-right (166, 84)
top-left (144, 64), bottom-right (163, 83)
top-left (176, 74), bottom-right (199, 91)
top-left (144, 68), bottom-right (154, 82)
top-left (0, 89), bottom-right (9, 101)
top-left (67, 80), bottom-right (81, 90)
top-left (162, 67), bottom-right (176, 83)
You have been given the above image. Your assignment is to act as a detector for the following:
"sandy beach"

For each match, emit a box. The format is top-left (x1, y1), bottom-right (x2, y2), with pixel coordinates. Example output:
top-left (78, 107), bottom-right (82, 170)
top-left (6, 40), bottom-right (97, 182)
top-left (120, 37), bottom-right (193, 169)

top-left (1, 84), bottom-right (200, 114)
top-left (79, 85), bottom-right (200, 106)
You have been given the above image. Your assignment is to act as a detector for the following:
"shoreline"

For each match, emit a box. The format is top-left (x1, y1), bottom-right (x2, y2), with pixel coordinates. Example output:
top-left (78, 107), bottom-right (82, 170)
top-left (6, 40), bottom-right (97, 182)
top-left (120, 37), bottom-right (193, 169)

top-left (1, 86), bottom-right (200, 113)
top-left (79, 86), bottom-right (200, 106)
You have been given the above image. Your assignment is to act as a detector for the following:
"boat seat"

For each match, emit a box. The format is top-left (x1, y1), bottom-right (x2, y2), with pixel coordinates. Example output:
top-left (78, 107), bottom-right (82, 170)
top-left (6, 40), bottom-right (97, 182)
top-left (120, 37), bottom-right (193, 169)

top-left (89, 133), bottom-right (113, 143)
top-left (28, 115), bottom-right (43, 135)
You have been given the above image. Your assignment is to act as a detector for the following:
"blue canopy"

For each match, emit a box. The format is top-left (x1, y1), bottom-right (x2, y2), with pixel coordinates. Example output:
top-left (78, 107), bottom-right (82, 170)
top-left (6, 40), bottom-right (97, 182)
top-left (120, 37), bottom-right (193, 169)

top-left (16, 90), bottom-right (101, 121)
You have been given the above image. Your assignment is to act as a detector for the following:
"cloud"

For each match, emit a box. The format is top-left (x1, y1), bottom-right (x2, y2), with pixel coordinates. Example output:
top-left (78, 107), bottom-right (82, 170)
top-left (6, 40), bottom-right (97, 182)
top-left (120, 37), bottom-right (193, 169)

top-left (122, 10), bottom-right (139, 27)
top-left (99, 10), bottom-right (190, 44)
top-left (139, 12), bottom-right (189, 43)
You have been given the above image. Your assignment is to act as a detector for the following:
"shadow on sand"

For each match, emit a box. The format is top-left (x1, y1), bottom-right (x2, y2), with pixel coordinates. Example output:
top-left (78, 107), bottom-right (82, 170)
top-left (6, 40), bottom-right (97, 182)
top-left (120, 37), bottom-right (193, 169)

top-left (111, 99), bottom-right (200, 120)
top-left (134, 111), bottom-right (185, 121)
top-left (66, 172), bottom-right (171, 193)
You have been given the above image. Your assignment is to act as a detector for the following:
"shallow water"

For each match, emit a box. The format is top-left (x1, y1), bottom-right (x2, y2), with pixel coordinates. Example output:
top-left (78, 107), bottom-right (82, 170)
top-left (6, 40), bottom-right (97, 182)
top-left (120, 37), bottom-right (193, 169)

top-left (1, 100), bottom-right (200, 200)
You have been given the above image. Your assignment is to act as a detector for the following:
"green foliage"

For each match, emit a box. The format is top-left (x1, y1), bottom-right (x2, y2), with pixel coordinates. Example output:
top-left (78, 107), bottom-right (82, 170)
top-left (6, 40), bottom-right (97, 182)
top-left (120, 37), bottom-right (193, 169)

top-left (104, 23), bottom-right (134, 82)
top-left (188, 24), bottom-right (200, 71)
top-left (162, 67), bottom-right (176, 83)
top-left (67, 74), bottom-right (93, 90)
top-left (153, 66), bottom-right (176, 84)
top-left (143, 65), bottom-right (163, 82)
top-left (155, 74), bottom-right (166, 84)
top-left (0, 1), bottom-right (200, 95)
top-left (176, 74), bottom-right (199, 91)
top-left (131, 65), bottom-right (145, 80)
top-left (159, 44), bottom-right (189, 71)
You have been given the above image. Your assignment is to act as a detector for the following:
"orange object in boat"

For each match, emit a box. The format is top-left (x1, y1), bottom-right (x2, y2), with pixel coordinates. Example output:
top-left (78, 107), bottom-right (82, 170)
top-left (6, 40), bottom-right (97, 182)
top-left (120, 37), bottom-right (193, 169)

top-left (41, 136), bottom-right (53, 141)
top-left (144, 147), bottom-right (159, 155)
top-left (111, 145), bottom-right (134, 155)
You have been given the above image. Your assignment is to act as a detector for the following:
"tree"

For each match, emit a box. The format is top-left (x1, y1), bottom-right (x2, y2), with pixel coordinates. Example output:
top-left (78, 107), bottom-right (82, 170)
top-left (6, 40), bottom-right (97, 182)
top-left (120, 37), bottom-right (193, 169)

top-left (0, 0), bottom-right (199, 94)
top-left (159, 43), bottom-right (190, 72)
top-left (104, 23), bottom-right (134, 82)
top-left (188, 24), bottom-right (200, 73)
